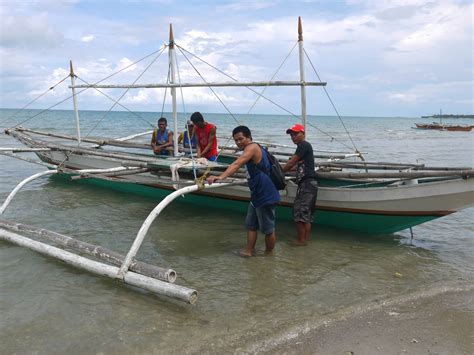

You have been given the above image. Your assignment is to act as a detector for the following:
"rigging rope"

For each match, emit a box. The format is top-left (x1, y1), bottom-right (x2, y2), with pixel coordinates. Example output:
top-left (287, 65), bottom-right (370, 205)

top-left (176, 46), bottom-right (240, 125)
top-left (0, 75), bottom-right (70, 128)
top-left (246, 41), bottom-right (298, 114)
top-left (81, 45), bottom-right (167, 140)
top-left (303, 48), bottom-right (360, 153)
top-left (175, 43), bottom-right (354, 151)
top-left (4, 46), bottom-right (167, 130)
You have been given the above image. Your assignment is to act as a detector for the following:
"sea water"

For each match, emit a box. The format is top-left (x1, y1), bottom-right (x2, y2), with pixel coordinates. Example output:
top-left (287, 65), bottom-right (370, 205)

top-left (0, 109), bottom-right (473, 353)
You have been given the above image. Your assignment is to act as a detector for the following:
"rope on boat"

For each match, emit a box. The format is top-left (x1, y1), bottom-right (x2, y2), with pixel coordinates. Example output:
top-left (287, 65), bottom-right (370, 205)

top-left (175, 42), bottom-right (355, 153)
top-left (4, 46), bottom-right (167, 131)
top-left (304, 48), bottom-right (360, 154)
top-left (0, 74), bottom-right (70, 128)
top-left (80, 44), bottom-right (168, 139)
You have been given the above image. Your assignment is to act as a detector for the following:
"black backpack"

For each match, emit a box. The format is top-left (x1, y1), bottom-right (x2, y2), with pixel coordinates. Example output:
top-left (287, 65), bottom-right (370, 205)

top-left (262, 147), bottom-right (286, 190)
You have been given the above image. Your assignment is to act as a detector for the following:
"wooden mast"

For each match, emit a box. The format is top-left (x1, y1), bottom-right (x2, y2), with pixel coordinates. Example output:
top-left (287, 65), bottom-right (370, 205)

top-left (169, 24), bottom-right (179, 156)
top-left (69, 60), bottom-right (82, 145)
top-left (298, 17), bottom-right (307, 132)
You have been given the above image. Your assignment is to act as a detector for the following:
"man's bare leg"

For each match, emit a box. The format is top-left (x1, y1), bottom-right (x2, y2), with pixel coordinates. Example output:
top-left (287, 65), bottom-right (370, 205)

top-left (290, 222), bottom-right (307, 246)
top-left (264, 231), bottom-right (276, 254)
top-left (240, 229), bottom-right (258, 257)
top-left (305, 223), bottom-right (312, 241)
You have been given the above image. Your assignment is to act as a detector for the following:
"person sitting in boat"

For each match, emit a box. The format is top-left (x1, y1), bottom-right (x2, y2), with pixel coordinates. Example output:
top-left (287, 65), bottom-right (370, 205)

top-left (151, 117), bottom-right (173, 156)
top-left (189, 112), bottom-right (218, 161)
top-left (178, 120), bottom-right (198, 152)
top-left (206, 125), bottom-right (280, 257)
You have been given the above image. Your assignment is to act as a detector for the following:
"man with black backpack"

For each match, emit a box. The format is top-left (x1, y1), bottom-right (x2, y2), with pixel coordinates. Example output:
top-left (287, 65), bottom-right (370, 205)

top-left (282, 123), bottom-right (318, 246)
top-left (207, 126), bottom-right (280, 257)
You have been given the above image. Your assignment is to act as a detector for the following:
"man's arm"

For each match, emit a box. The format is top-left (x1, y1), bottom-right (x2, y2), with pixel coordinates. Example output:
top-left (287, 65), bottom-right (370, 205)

top-left (193, 127), bottom-right (202, 157)
top-left (282, 154), bottom-right (300, 172)
top-left (156, 131), bottom-right (174, 149)
top-left (207, 144), bottom-right (257, 184)
top-left (201, 126), bottom-right (216, 157)
top-left (151, 131), bottom-right (159, 153)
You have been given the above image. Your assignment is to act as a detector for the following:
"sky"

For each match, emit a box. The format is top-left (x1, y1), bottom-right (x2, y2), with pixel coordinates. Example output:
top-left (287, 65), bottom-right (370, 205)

top-left (0, 0), bottom-right (472, 117)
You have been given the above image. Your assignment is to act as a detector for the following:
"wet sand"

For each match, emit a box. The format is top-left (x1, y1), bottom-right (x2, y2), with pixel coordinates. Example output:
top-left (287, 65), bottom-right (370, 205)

top-left (262, 285), bottom-right (474, 354)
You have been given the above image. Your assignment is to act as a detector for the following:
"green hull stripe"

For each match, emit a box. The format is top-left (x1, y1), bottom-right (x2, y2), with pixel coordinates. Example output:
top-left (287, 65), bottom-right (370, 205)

top-left (54, 174), bottom-right (440, 235)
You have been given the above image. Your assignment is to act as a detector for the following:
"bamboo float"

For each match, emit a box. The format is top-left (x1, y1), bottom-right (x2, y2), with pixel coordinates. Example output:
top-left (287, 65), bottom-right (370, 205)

top-left (0, 219), bottom-right (176, 283)
top-left (0, 229), bottom-right (197, 304)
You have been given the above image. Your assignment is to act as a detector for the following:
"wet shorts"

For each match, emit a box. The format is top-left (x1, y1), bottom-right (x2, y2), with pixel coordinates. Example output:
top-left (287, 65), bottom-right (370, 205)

top-left (293, 179), bottom-right (318, 223)
top-left (245, 203), bottom-right (276, 235)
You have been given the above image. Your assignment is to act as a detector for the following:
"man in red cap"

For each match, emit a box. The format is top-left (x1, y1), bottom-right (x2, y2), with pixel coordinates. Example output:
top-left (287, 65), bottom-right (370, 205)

top-left (282, 123), bottom-right (318, 245)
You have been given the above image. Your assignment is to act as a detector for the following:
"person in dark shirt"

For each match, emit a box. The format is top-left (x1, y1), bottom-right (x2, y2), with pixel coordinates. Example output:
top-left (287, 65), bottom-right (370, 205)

top-left (207, 125), bottom-right (280, 257)
top-left (282, 123), bottom-right (318, 245)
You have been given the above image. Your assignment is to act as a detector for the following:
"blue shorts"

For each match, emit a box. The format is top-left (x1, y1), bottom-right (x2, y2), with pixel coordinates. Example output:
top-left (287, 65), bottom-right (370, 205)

top-left (245, 203), bottom-right (276, 235)
top-left (207, 155), bottom-right (217, 162)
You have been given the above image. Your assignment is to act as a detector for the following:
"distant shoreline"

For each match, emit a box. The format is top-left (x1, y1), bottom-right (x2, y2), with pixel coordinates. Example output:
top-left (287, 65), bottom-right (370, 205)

top-left (421, 114), bottom-right (474, 119)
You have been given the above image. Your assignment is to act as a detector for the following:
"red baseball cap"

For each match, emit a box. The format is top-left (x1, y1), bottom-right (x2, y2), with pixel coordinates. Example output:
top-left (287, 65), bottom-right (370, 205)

top-left (286, 123), bottom-right (305, 134)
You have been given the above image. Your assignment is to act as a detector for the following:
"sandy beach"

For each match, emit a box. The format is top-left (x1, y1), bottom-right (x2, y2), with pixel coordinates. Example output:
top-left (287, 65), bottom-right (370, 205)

top-left (262, 284), bottom-right (473, 354)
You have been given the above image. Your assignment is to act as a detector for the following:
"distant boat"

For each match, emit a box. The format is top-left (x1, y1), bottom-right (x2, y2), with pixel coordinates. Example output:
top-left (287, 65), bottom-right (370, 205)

top-left (414, 122), bottom-right (444, 130)
top-left (444, 125), bottom-right (474, 132)
top-left (414, 123), bottom-right (474, 131)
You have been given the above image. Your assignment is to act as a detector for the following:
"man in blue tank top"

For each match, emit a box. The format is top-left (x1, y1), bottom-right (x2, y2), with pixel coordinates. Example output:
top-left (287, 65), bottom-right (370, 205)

top-left (282, 123), bottom-right (318, 246)
top-left (207, 126), bottom-right (280, 257)
top-left (151, 117), bottom-right (174, 155)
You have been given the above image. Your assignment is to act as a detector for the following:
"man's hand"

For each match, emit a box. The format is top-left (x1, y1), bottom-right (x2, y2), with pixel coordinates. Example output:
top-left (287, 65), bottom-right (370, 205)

top-left (207, 175), bottom-right (221, 185)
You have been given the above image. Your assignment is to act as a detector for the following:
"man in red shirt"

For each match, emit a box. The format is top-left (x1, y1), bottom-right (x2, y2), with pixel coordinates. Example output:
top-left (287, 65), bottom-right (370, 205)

top-left (190, 112), bottom-right (218, 161)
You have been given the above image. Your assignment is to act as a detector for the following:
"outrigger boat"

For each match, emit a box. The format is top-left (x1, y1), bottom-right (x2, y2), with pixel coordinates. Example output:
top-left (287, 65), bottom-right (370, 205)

top-left (1, 18), bottom-right (473, 304)
top-left (414, 122), bottom-right (473, 131)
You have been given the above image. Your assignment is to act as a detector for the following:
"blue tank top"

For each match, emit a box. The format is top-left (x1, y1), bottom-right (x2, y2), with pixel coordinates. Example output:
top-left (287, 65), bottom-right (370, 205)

top-left (153, 128), bottom-right (171, 156)
top-left (183, 131), bottom-right (197, 149)
top-left (245, 146), bottom-right (281, 208)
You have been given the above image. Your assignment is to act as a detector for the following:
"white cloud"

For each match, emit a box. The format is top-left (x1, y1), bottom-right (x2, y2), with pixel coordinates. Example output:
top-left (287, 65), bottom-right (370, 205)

top-left (81, 35), bottom-right (95, 43)
top-left (0, 12), bottom-right (63, 48)
top-left (1, 0), bottom-right (472, 116)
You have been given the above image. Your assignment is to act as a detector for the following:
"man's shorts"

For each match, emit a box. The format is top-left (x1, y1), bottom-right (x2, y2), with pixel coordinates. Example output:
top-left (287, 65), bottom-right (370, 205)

top-left (245, 203), bottom-right (276, 235)
top-left (293, 179), bottom-right (318, 223)
top-left (207, 155), bottom-right (217, 162)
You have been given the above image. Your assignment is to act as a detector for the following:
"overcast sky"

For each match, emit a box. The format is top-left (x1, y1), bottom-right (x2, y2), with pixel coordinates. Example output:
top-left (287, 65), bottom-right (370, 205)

top-left (0, 0), bottom-right (472, 117)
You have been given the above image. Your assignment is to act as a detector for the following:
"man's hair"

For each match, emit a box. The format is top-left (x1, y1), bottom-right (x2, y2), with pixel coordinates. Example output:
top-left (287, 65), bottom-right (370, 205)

top-left (190, 112), bottom-right (204, 124)
top-left (232, 125), bottom-right (252, 139)
top-left (158, 117), bottom-right (167, 124)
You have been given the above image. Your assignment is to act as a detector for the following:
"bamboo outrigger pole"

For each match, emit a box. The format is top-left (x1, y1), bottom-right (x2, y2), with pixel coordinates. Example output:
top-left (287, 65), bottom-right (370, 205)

top-left (0, 167), bottom-right (197, 303)
top-left (70, 60), bottom-right (82, 145)
top-left (298, 16), bottom-right (307, 131)
top-left (169, 24), bottom-right (179, 156)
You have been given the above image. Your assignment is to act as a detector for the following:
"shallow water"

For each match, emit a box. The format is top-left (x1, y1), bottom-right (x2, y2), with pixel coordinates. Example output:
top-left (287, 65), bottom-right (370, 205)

top-left (0, 109), bottom-right (473, 353)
